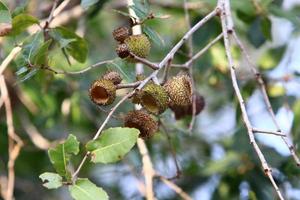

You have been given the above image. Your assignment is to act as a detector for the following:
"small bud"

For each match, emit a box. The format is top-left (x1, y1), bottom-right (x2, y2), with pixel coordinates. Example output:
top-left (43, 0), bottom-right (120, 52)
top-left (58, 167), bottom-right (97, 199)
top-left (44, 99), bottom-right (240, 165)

top-left (0, 23), bottom-right (12, 37)
top-left (89, 79), bottom-right (116, 106)
top-left (112, 26), bottom-right (130, 42)
top-left (116, 43), bottom-right (130, 58)
top-left (124, 110), bottom-right (158, 139)
top-left (102, 70), bottom-right (122, 85)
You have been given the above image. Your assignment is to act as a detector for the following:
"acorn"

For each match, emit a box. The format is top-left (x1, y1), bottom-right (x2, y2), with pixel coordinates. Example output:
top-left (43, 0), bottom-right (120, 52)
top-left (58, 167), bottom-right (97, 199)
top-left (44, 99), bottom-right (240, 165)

top-left (139, 83), bottom-right (169, 114)
top-left (112, 26), bottom-right (130, 42)
top-left (124, 34), bottom-right (151, 58)
top-left (170, 93), bottom-right (205, 120)
top-left (0, 23), bottom-right (12, 37)
top-left (89, 79), bottom-right (116, 106)
top-left (124, 110), bottom-right (158, 139)
top-left (164, 75), bottom-right (192, 106)
top-left (102, 70), bottom-right (122, 85)
top-left (116, 43), bottom-right (130, 58)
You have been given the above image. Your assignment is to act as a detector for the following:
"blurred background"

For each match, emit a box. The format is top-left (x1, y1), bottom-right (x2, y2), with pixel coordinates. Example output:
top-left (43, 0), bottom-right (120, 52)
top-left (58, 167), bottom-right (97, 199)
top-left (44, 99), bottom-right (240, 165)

top-left (1, 0), bottom-right (300, 199)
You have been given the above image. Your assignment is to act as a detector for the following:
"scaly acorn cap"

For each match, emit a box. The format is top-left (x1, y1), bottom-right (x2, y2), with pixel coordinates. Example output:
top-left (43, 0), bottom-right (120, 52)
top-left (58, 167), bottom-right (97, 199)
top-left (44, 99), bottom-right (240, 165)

top-left (112, 26), bottom-right (130, 42)
top-left (102, 70), bottom-right (122, 85)
top-left (124, 110), bottom-right (158, 139)
top-left (89, 79), bottom-right (116, 106)
top-left (140, 83), bottom-right (169, 114)
top-left (125, 34), bottom-right (151, 59)
top-left (136, 74), bottom-right (146, 81)
top-left (0, 23), bottom-right (12, 37)
top-left (170, 93), bottom-right (205, 120)
top-left (164, 74), bottom-right (193, 106)
top-left (116, 43), bottom-right (130, 58)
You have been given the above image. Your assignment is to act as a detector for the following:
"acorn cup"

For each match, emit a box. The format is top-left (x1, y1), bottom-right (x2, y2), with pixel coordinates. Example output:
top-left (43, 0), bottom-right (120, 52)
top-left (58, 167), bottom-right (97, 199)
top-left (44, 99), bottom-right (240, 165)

top-left (139, 83), bottom-right (169, 114)
top-left (124, 110), bottom-right (158, 139)
top-left (116, 43), bottom-right (130, 58)
top-left (124, 34), bottom-right (151, 61)
top-left (89, 79), bottom-right (116, 106)
top-left (102, 70), bottom-right (122, 85)
top-left (163, 74), bottom-right (193, 107)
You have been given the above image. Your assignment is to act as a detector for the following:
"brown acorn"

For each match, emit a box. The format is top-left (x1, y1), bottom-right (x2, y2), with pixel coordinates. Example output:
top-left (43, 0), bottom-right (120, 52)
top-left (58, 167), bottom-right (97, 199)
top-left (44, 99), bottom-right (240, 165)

top-left (116, 43), bottom-right (130, 58)
top-left (0, 23), bottom-right (12, 37)
top-left (112, 26), bottom-right (130, 42)
top-left (170, 93), bottom-right (205, 120)
top-left (124, 110), bottom-right (158, 139)
top-left (89, 79), bottom-right (116, 106)
top-left (102, 71), bottom-right (122, 85)
top-left (164, 74), bottom-right (192, 107)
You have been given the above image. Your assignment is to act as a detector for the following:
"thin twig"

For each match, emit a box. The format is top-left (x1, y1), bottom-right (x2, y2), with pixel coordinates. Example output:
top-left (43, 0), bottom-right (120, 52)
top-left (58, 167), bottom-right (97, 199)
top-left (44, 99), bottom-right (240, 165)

top-left (252, 128), bottom-right (287, 137)
top-left (116, 81), bottom-right (141, 89)
top-left (129, 52), bottom-right (159, 70)
top-left (0, 76), bottom-right (23, 200)
top-left (232, 31), bottom-right (300, 167)
top-left (218, 0), bottom-right (284, 199)
top-left (155, 174), bottom-right (192, 200)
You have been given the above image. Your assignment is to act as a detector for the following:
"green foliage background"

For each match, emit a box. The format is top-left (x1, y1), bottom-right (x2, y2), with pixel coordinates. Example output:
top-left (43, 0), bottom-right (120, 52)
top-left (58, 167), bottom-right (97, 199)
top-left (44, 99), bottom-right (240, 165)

top-left (0, 0), bottom-right (300, 199)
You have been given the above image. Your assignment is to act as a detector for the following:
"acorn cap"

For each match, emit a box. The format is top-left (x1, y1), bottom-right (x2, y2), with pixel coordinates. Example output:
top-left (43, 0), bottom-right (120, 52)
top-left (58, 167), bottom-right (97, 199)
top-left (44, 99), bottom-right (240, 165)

top-left (0, 23), bottom-right (12, 37)
top-left (164, 75), bottom-right (192, 106)
top-left (124, 34), bottom-right (151, 59)
top-left (102, 70), bottom-right (122, 85)
top-left (170, 93), bottom-right (205, 120)
top-left (140, 83), bottom-right (169, 114)
top-left (89, 79), bottom-right (116, 106)
top-left (116, 43), bottom-right (130, 58)
top-left (112, 26), bottom-right (130, 42)
top-left (124, 110), bottom-right (158, 139)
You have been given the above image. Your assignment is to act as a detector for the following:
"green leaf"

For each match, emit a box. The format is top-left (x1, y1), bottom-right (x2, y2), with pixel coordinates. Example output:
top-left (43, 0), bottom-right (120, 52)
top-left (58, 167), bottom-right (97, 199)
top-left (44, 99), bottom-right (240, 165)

top-left (247, 17), bottom-right (266, 48)
top-left (129, 0), bottom-right (149, 20)
top-left (9, 14), bottom-right (39, 36)
top-left (143, 25), bottom-right (164, 47)
top-left (0, 1), bottom-right (11, 23)
top-left (49, 27), bottom-right (88, 63)
top-left (16, 68), bottom-right (39, 83)
top-left (261, 17), bottom-right (272, 41)
top-left (69, 178), bottom-right (108, 200)
top-left (108, 58), bottom-right (135, 82)
top-left (81, 0), bottom-right (99, 10)
top-left (31, 40), bottom-right (52, 65)
top-left (86, 127), bottom-right (139, 164)
top-left (39, 172), bottom-right (63, 189)
top-left (15, 66), bottom-right (29, 76)
top-left (48, 134), bottom-right (80, 180)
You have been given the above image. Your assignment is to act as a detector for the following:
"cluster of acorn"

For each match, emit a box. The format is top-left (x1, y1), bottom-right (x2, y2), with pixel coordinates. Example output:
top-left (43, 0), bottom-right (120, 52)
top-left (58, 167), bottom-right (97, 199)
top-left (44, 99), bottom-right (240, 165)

top-left (113, 26), bottom-right (151, 60)
top-left (88, 26), bottom-right (205, 139)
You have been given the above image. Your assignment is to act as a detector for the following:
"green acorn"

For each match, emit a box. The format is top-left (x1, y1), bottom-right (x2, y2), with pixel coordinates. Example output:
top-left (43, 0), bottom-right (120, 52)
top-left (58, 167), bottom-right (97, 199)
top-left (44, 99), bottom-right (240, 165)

top-left (0, 23), bottom-right (12, 37)
top-left (164, 74), bottom-right (192, 106)
top-left (124, 110), bottom-right (158, 139)
top-left (102, 70), bottom-right (122, 85)
top-left (124, 34), bottom-right (151, 58)
top-left (112, 26), bottom-right (130, 42)
top-left (139, 83), bottom-right (169, 114)
top-left (170, 93), bottom-right (205, 120)
top-left (89, 79), bottom-right (116, 106)
top-left (116, 43), bottom-right (130, 58)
